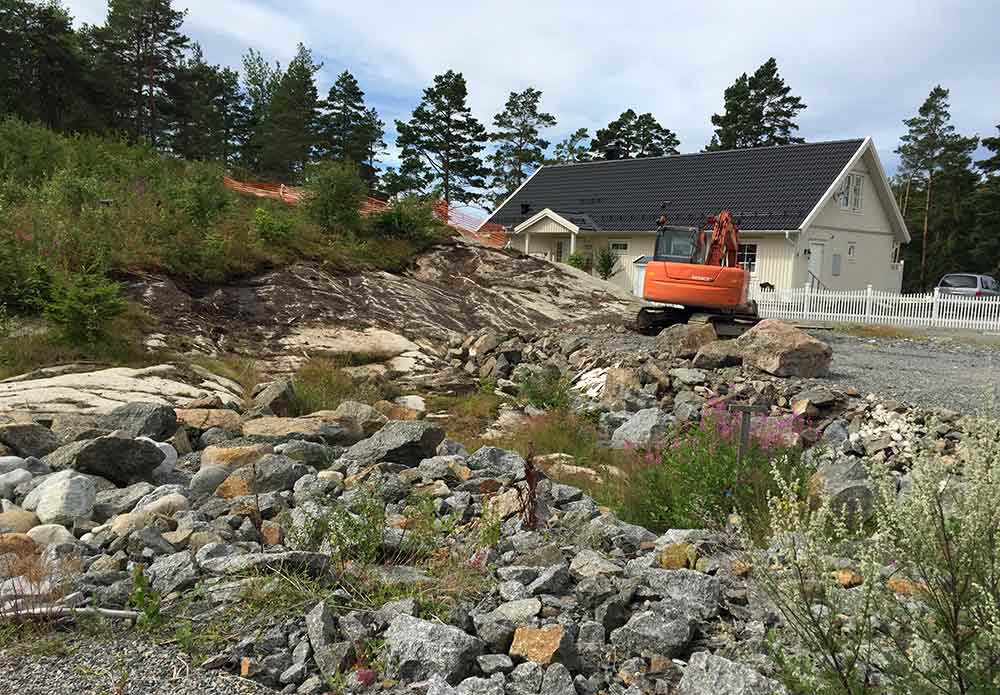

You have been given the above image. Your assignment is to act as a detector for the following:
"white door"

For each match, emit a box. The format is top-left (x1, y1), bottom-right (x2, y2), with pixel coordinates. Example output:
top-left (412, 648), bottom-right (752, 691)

top-left (808, 241), bottom-right (824, 280)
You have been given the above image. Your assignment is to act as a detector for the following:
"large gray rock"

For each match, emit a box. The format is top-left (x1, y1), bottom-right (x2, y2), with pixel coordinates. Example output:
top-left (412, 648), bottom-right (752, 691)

top-left (0, 423), bottom-right (60, 458)
top-left (678, 652), bottom-right (786, 695)
top-left (34, 474), bottom-right (96, 525)
top-left (190, 466), bottom-right (231, 496)
top-left (466, 447), bottom-right (526, 481)
top-left (342, 421), bottom-right (445, 468)
top-left (107, 402), bottom-right (178, 441)
top-left (93, 482), bottom-right (156, 520)
top-left (306, 600), bottom-right (350, 679)
top-left (44, 436), bottom-right (165, 487)
top-left (330, 401), bottom-right (387, 440)
top-left (199, 551), bottom-right (329, 576)
top-left (221, 455), bottom-right (310, 495)
top-left (383, 614), bottom-right (484, 684)
top-left (656, 323), bottom-right (717, 358)
top-left (0, 456), bottom-right (28, 475)
top-left (642, 569), bottom-right (721, 619)
top-left (253, 379), bottom-right (297, 417)
top-left (540, 663), bottom-right (577, 695)
top-left (0, 468), bottom-right (33, 500)
top-left (610, 408), bottom-right (673, 449)
top-left (146, 551), bottom-right (198, 594)
top-left (609, 607), bottom-right (693, 657)
top-left (810, 457), bottom-right (875, 525)
top-left (735, 319), bottom-right (832, 378)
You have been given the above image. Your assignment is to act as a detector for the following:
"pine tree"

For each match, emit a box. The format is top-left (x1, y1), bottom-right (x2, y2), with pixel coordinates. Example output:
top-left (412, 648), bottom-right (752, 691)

top-left (98, 0), bottom-right (189, 145)
top-left (895, 86), bottom-right (978, 288)
top-left (257, 43), bottom-right (321, 182)
top-left (980, 124), bottom-right (1000, 176)
top-left (241, 48), bottom-right (282, 173)
top-left (550, 128), bottom-right (592, 164)
top-left (395, 70), bottom-right (488, 206)
top-left (168, 45), bottom-right (248, 163)
top-left (488, 87), bottom-right (556, 204)
top-left (592, 109), bottom-right (679, 159)
top-left (707, 58), bottom-right (805, 150)
top-left (320, 71), bottom-right (384, 190)
top-left (381, 158), bottom-right (431, 198)
top-left (0, 0), bottom-right (98, 132)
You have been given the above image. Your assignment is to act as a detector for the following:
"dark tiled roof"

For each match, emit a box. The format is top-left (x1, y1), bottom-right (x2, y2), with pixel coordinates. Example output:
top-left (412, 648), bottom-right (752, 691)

top-left (487, 139), bottom-right (865, 232)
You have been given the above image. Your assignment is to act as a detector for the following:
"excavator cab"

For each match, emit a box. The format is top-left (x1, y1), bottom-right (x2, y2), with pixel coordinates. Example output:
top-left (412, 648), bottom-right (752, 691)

top-left (653, 225), bottom-right (707, 265)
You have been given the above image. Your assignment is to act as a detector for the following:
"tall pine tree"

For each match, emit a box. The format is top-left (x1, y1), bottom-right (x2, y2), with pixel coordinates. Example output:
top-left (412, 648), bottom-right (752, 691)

top-left (395, 70), bottom-right (488, 206)
top-left (320, 71), bottom-right (384, 189)
top-left (592, 109), bottom-right (679, 159)
top-left (707, 58), bottom-right (805, 150)
top-left (549, 128), bottom-right (592, 164)
top-left (257, 43), bottom-right (321, 182)
top-left (488, 87), bottom-right (556, 204)
top-left (895, 86), bottom-right (978, 288)
top-left (97, 0), bottom-right (189, 145)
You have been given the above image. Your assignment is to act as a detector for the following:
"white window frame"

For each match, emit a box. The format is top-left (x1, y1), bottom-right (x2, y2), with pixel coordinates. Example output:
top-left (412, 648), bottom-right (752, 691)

top-left (608, 239), bottom-right (630, 255)
top-left (737, 243), bottom-right (758, 273)
top-left (839, 173), bottom-right (864, 212)
top-left (847, 242), bottom-right (857, 262)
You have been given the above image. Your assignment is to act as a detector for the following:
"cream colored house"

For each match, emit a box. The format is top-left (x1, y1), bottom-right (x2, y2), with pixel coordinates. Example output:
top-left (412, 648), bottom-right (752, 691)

top-left (479, 138), bottom-right (909, 293)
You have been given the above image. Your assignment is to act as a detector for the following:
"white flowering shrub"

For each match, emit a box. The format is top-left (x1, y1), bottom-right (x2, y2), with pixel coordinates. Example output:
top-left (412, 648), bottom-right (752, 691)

top-left (751, 417), bottom-right (1000, 695)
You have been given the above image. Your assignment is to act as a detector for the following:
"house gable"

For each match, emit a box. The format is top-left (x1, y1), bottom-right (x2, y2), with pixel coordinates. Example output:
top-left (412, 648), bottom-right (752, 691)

top-left (800, 138), bottom-right (910, 243)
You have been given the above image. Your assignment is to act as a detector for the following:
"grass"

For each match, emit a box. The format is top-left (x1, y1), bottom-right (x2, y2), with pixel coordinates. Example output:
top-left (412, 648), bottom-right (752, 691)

top-left (189, 354), bottom-right (260, 405)
top-left (292, 357), bottom-right (399, 415)
top-left (426, 380), bottom-right (504, 444)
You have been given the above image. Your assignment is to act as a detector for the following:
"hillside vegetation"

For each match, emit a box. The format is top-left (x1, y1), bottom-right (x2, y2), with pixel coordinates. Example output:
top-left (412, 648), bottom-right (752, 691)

top-left (0, 118), bottom-right (448, 375)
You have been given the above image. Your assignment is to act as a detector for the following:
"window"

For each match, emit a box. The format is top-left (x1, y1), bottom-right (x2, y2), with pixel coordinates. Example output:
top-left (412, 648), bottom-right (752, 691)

top-left (940, 274), bottom-right (977, 289)
top-left (737, 243), bottom-right (757, 273)
top-left (609, 240), bottom-right (630, 255)
top-left (847, 242), bottom-right (857, 261)
top-left (832, 254), bottom-right (842, 277)
top-left (838, 173), bottom-right (864, 211)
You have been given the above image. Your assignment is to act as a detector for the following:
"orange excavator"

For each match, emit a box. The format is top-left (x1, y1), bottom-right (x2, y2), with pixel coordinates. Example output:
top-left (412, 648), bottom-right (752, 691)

top-left (636, 204), bottom-right (759, 336)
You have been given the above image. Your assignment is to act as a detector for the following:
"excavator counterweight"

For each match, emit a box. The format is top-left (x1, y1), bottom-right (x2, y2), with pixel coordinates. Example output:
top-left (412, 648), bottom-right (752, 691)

top-left (636, 208), bottom-right (759, 336)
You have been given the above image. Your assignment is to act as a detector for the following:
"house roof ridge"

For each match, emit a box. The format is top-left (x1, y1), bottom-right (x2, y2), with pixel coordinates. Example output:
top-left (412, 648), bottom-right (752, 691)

top-left (544, 138), bottom-right (867, 169)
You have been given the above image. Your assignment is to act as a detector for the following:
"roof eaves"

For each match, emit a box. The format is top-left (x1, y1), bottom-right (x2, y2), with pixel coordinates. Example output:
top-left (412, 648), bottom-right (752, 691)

top-left (478, 166), bottom-right (544, 231)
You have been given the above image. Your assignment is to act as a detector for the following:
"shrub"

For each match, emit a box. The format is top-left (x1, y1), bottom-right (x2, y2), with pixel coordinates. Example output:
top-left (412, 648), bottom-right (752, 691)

top-left (753, 416), bottom-right (1000, 695)
top-left (44, 270), bottom-right (126, 343)
top-left (0, 233), bottom-right (52, 313)
top-left (598, 411), bottom-right (807, 536)
top-left (519, 371), bottom-right (572, 410)
top-left (305, 161), bottom-right (366, 232)
top-left (253, 205), bottom-right (295, 242)
top-left (367, 196), bottom-right (441, 241)
top-left (595, 247), bottom-right (618, 280)
top-left (170, 163), bottom-right (231, 227)
top-left (567, 252), bottom-right (591, 272)
top-left (0, 117), bottom-right (67, 184)
top-left (39, 167), bottom-right (107, 213)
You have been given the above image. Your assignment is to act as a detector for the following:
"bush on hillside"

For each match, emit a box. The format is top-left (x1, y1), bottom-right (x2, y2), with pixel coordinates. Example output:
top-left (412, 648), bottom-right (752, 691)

top-left (305, 161), bottom-right (366, 232)
top-left (0, 232), bottom-right (52, 313)
top-left (170, 163), bottom-right (231, 227)
top-left (44, 270), bottom-right (126, 343)
top-left (595, 247), bottom-right (618, 280)
top-left (0, 117), bottom-right (68, 184)
top-left (253, 205), bottom-right (295, 242)
top-left (368, 196), bottom-right (441, 241)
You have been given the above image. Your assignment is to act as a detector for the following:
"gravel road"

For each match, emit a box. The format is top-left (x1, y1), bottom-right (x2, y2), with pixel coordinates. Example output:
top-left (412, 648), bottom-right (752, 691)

top-left (814, 330), bottom-right (1000, 415)
top-left (0, 630), bottom-right (276, 695)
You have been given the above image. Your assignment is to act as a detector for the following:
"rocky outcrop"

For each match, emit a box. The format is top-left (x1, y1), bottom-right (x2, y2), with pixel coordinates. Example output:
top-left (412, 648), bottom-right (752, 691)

top-left (0, 364), bottom-right (243, 415)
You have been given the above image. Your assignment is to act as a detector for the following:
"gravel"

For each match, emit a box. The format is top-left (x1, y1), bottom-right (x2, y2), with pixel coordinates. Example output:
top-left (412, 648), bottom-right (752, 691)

top-left (818, 331), bottom-right (1000, 414)
top-left (0, 629), bottom-right (276, 695)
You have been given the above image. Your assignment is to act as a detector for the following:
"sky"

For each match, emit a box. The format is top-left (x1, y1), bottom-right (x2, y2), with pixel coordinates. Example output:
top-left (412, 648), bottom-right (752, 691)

top-left (62, 0), bottom-right (1000, 193)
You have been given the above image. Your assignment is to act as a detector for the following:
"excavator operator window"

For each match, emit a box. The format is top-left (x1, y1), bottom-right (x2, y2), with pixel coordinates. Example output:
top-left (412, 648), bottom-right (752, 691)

top-left (654, 228), bottom-right (697, 263)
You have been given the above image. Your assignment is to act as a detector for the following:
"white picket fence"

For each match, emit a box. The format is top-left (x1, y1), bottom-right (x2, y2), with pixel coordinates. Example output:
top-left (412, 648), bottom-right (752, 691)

top-left (750, 285), bottom-right (1000, 332)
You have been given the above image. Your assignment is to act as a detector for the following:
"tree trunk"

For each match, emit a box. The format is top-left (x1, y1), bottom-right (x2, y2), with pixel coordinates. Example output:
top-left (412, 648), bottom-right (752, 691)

top-left (442, 157), bottom-right (450, 208)
top-left (921, 171), bottom-right (933, 289)
top-left (902, 178), bottom-right (912, 216)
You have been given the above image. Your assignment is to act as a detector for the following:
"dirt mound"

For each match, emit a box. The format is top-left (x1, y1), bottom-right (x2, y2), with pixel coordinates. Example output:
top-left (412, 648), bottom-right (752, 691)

top-left (133, 240), bottom-right (639, 372)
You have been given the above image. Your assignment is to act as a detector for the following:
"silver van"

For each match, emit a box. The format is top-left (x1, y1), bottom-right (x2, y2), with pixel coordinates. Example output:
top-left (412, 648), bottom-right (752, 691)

top-left (936, 273), bottom-right (1000, 298)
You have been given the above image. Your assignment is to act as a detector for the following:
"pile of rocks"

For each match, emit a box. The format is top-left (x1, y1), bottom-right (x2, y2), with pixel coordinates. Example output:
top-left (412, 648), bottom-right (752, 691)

top-left (1, 393), bottom-right (792, 694)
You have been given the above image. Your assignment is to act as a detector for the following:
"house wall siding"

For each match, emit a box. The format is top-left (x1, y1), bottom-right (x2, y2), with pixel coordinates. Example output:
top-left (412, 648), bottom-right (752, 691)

top-left (741, 235), bottom-right (795, 291)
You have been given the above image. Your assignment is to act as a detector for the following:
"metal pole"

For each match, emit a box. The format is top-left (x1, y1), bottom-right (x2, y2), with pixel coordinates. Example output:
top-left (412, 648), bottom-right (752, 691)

top-left (738, 410), bottom-right (752, 465)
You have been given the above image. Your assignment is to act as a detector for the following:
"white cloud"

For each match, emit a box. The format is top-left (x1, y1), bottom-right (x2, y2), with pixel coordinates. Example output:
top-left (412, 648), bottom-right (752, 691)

top-left (62, 0), bottom-right (1000, 172)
